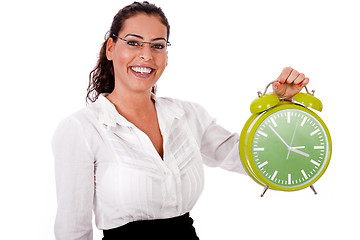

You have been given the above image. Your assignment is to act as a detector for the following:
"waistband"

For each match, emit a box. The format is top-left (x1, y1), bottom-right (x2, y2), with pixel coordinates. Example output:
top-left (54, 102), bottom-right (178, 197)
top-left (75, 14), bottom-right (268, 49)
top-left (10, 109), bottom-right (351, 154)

top-left (102, 213), bottom-right (199, 240)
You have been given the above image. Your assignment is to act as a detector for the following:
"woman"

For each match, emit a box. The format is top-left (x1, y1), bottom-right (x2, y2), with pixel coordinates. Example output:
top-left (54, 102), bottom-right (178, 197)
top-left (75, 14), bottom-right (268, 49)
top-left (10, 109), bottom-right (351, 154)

top-left (52, 2), bottom-right (309, 240)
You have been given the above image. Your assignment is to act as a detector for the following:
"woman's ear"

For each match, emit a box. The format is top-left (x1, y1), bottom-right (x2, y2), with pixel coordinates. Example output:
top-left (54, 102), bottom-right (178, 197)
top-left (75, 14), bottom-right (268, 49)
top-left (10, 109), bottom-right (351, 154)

top-left (106, 38), bottom-right (115, 61)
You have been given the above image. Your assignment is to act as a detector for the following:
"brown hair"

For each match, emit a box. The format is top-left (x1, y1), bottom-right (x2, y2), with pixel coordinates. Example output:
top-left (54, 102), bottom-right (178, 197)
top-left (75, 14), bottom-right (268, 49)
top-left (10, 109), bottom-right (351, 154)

top-left (86, 1), bottom-right (170, 103)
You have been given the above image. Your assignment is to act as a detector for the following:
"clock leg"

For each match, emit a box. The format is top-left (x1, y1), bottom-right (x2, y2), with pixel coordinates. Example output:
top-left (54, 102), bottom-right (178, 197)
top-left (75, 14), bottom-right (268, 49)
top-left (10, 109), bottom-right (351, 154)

top-left (310, 185), bottom-right (318, 195)
top-left (260, 185), bottom-right (269, 197)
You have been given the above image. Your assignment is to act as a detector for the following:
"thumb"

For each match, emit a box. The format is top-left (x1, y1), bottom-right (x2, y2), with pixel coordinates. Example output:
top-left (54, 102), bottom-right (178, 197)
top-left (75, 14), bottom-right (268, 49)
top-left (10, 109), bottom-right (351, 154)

top-left (272, 81), bottom-right (285, 97)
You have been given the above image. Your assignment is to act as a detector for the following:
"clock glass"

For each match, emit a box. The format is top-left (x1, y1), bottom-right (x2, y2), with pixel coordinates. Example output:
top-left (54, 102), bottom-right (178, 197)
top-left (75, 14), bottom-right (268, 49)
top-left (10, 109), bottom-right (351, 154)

top-left (252, 109), bottom-right (329, 188)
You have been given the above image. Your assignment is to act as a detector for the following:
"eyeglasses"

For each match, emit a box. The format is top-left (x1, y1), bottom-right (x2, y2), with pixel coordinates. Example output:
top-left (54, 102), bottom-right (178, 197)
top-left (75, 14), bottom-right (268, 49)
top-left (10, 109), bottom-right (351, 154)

top-left (113, 34), bottom-right (171, 53)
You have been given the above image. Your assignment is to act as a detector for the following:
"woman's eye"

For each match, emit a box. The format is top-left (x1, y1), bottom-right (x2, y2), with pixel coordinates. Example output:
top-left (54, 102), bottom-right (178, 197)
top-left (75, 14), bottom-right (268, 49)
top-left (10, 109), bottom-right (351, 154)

top-left (152, 44), bottom-right (165, 50)
top-left (127, 41), bottom-right (139, 46)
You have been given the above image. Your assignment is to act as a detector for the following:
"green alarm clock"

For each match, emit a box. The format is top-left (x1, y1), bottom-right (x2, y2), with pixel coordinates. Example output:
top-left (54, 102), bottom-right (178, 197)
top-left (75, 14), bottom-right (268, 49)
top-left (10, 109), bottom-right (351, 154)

top-left (239, 81), bottom-right (332, 197)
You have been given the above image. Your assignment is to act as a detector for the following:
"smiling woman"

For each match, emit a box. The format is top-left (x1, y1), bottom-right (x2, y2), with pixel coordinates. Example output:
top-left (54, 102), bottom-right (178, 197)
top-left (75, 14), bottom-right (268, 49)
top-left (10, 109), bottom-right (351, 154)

top-left (86, 2), bottom-right (170, 103)
top-left (105, 13), bottom-right (169, 97)
top-left (52, 1), bottom-right (310, 240)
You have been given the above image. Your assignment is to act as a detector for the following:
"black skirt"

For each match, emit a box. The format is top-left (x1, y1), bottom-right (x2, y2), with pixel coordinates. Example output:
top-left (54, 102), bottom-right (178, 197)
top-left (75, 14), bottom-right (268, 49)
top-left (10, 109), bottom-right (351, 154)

top-left (102, 213), bottom-right (199, 240)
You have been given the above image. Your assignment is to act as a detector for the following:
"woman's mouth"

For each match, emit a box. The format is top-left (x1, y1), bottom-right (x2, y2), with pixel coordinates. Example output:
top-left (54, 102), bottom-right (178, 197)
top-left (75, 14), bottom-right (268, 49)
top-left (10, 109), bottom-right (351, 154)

top-left (130, 66), bottom-right (154, 78)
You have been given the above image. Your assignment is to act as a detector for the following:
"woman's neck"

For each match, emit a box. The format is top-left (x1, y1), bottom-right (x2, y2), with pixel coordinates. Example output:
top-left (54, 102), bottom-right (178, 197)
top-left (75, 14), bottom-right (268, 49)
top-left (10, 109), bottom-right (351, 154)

top-left (106, 88), bottom-right (155, 118)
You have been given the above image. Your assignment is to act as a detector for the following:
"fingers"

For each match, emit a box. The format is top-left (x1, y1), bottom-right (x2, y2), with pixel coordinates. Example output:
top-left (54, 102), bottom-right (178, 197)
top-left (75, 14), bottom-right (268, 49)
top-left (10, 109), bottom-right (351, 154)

top-left (277, 67), bottom-right (309, 87)
top-left (298, 77), bottom-right (309, 88)
top-left (287, 70), bottom-right (300, 84)
top-left (277, 67), bottom-right (293, 84)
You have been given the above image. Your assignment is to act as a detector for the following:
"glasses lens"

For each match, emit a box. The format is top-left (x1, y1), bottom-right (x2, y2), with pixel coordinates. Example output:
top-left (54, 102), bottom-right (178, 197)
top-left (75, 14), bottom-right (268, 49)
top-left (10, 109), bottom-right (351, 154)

top-left (150, 41), bottom-right (167, 52)
top-left (123, 37), bottom-right (142, 47)
top-left (121, 36), bottom-right (169, 52)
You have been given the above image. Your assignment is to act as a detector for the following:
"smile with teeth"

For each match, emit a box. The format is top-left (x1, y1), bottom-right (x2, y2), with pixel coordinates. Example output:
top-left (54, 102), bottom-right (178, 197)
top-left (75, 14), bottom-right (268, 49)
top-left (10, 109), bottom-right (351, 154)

top-left (131, 66), bottom-right (153, 74)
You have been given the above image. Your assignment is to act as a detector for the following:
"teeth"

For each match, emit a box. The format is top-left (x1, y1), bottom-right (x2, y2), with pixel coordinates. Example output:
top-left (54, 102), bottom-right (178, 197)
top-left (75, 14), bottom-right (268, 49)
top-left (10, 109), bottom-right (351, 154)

top-left (131, 67), bottom-right (153, 74)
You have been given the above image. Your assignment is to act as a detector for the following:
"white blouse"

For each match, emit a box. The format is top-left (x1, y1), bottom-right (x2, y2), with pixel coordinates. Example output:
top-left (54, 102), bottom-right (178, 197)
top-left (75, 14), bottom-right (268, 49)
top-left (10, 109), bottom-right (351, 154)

top-left (52, 94), bottom-right (247, 240)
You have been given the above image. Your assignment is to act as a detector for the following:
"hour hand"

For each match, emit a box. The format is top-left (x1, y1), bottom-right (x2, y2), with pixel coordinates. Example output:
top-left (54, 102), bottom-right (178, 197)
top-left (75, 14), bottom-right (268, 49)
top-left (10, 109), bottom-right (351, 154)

top-left (289, 147), bottom-right (310, 157)
top-left (269, 125), bottom-right (289, 148)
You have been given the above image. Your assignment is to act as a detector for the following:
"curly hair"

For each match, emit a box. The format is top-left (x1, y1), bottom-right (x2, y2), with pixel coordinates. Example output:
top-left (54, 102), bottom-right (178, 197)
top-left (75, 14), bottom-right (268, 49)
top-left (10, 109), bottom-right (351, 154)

top-left (86, 1), bottom-right (170, 103)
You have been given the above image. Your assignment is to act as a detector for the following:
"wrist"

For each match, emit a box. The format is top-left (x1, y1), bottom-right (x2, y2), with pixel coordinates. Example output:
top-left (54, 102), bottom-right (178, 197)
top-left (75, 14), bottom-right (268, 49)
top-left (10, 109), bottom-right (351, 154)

top-left (273, 92), bottom-right (293, 102)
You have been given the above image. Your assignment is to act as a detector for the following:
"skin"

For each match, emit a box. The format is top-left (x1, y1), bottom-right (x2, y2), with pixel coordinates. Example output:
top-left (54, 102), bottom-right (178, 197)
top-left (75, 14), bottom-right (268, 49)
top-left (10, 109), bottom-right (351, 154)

top-left (273, 67), bottom-right (309, 100)
top-left (105, 14), bottom-right (309, 159)
top-left (106, 13), bottom-right (168, 158)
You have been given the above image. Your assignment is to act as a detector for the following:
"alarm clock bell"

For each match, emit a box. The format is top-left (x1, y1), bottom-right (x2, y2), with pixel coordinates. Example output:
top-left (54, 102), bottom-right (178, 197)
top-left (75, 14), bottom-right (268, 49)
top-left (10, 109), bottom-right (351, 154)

top-left (250, 80), bottom-right (323, 113)
top-left (293, 93), bottom-right (323, 112)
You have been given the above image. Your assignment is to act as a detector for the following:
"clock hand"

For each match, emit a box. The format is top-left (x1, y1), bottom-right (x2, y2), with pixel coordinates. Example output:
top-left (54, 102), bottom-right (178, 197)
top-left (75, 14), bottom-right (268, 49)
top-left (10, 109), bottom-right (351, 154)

top-left (269, 125), bottom-right (309, 158)
top-left (268, 125), bottom-right (289, 148)
top-left (292, 146), bottom-right (305, 149)
top-left (286, 123), bottom-right (299, 160)
top-left (289, 147), bottom-right (310, 157)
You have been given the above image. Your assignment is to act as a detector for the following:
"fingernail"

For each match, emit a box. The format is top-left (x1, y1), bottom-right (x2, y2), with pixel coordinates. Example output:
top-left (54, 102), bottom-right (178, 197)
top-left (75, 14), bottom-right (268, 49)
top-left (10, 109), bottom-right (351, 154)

top-left (275, 83), bottom-right (280, 89)
top-left (298, 83), bottom-right (303, 87)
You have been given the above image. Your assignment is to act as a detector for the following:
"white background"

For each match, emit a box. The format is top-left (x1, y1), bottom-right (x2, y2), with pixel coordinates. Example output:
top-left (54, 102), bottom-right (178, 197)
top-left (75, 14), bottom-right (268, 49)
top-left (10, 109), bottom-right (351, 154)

top-left (1, 0), bottom-right (359, 239)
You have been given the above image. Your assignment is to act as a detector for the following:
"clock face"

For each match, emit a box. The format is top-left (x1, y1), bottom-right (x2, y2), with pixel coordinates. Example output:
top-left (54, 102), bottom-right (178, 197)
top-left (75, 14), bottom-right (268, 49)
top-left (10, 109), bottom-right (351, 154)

top-left (252, 109), bottom-right (330, 188)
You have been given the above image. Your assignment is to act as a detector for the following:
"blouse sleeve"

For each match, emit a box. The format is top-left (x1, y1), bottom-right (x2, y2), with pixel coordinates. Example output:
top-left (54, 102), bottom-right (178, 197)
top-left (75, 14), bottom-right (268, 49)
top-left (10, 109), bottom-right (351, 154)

top-left (188, 102), bottom-right (248, 175)
top-left (52, 116), bottom-right (95, 240)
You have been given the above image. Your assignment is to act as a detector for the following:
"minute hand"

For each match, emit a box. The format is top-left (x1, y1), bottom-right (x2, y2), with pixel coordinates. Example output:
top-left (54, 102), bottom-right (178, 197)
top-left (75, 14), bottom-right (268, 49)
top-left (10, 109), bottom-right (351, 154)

top-left (269, 125), bottom-right (289, 148)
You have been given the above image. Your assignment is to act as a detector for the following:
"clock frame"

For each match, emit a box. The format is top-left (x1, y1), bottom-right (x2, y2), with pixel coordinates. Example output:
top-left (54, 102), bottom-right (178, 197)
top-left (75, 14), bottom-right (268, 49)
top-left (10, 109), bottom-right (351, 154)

top-left (239, 84), bottom-right (332, 196)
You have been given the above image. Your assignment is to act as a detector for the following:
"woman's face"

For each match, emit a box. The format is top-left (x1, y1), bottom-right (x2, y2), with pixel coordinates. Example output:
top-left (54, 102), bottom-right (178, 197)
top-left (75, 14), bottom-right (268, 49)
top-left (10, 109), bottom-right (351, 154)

top-left (106, 13), bottom-right (168, 96)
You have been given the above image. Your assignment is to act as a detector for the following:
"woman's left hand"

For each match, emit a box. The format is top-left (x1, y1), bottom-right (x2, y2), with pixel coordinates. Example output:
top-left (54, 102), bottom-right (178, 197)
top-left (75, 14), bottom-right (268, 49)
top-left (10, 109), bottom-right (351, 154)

top-left (272, 67), bottom-right (309, 100)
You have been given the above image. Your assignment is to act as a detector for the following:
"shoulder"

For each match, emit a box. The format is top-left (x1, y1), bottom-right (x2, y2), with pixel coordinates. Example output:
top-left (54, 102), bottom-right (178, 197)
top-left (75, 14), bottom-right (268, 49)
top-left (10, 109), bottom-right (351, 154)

top-left (55, 106), bottom-right (95, 130)
top-left (56, 96), bottom-right (109, 129)
top-left (52, 108), bottom-right (89, 141)
top-left (52, 101), bottom-right (103, 143)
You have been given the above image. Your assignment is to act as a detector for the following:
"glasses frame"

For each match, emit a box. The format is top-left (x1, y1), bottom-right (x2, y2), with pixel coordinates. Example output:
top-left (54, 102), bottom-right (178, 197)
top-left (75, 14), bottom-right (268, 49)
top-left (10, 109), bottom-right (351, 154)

top-left (112, 34), bottom-right (171, 51)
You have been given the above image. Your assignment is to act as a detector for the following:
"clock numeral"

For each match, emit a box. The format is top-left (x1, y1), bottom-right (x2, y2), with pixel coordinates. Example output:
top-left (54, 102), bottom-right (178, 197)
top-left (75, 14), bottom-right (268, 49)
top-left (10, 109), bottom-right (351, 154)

top-left (310, 129), bottom-right (320, 136)
top-left (310, 159), bottom-right (320, 166)
top-left (254, 148), bottom-right (264, 151)
top-left (258, 161), bottom-right (268, 168)
top-left (301, 170), bottom-right (308, 180)
top-left (271, 170), bottom-right (278, 181)
top-left (258, 131), bottom-right (268, 138)
top-left (287, 112), bottom-right (291, 123)
top-left (300, 116), bottom-right (308, 127)
top-left (270, 117), bottom-right (277, 127)
top-left (288, 174), bottom-right (291, 185)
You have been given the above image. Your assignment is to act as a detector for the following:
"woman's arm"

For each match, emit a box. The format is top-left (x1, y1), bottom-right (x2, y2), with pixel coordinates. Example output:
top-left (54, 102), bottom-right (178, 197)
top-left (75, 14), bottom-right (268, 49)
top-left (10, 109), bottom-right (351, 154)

top-left (52, 116), bottom-right (94, 240)
top-left (200, 119), bottom-right (247, 175)
top-left (185, 102), bottom-right (247, 175)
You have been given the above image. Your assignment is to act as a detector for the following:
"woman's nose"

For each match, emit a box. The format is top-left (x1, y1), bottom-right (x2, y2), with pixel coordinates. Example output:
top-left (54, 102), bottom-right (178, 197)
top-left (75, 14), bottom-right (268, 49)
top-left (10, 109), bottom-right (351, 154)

top-left (138, 43), bottom-right (153, 61)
